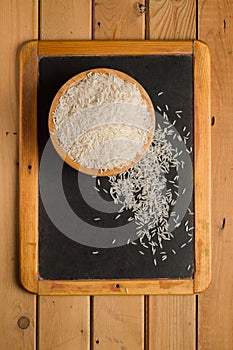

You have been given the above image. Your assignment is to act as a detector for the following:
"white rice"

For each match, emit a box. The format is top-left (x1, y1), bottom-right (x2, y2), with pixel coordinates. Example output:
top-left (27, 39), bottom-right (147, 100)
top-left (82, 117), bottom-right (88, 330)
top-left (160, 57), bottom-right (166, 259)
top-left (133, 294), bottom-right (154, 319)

top-left (53, 72), bottom-right (153, 171)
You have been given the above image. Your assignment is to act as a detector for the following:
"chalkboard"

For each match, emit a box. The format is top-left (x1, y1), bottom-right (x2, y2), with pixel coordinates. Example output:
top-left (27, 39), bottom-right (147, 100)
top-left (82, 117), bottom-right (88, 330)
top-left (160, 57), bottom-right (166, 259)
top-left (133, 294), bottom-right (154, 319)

top-left (20, 41), bottom-right (211, 295)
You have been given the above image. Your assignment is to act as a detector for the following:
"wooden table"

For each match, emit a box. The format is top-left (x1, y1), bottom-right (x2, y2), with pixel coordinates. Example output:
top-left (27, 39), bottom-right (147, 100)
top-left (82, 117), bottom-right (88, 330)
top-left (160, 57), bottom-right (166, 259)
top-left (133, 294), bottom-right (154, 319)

top-left (0, 1), bottom-right (232, 349)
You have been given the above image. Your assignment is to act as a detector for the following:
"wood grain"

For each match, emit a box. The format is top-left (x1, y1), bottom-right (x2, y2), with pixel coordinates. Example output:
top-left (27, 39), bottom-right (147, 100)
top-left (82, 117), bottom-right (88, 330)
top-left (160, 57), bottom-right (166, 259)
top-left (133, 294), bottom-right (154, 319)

top-left (0, 1), bottom-right (37, 349)
top-left (149, 0), bottom-right (196, 39)
top-left (148, 1), bottom-right (196, 349)
top-left (198, 0), bottom-right (233, 348)
top-left (149, 296), bottom-right (196, 350)
top-left (38, 2), bottom-right (91, 350)
top-left (19, 41), bottom-right (38, 294)
top-left (92, 3), bottom-right (145, 349)
top-left (38, 279), bottom-right (193, 295)
top-left (40, 0), bottom-right (92, 40)
top-left (93, 0), bottom-right (145, 39)
top-left (2, 1), bottom-right (233, 349)
top-left (92, 297), bottom-right (144, 350)
top-left (38, 296), bottom-right (90, 350)
top-left (193, 40), bottom-right (211, 293)
top-left (38, 39), bottom-right (193, 55)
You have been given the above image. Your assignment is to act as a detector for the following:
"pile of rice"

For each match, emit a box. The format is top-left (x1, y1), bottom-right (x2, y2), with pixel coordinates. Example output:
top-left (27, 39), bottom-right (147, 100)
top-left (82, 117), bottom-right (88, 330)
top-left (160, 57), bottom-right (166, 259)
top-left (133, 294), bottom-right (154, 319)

top-left (109, 125), bottom-right (178, 237)
top-left (52, 72), bottom-right (154, 171)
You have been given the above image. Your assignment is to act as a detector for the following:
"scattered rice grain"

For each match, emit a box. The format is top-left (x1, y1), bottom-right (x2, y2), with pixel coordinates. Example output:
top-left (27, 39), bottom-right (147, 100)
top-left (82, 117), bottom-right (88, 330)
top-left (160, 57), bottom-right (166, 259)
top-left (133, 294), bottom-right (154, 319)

top-left (180, 243), bottom-right (187, 248)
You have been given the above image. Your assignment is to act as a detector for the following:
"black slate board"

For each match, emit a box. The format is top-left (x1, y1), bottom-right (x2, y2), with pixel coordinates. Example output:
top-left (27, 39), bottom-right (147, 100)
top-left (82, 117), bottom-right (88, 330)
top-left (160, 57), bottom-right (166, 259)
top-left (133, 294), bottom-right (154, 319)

top-left (38, 54), bottom-right (194, 280)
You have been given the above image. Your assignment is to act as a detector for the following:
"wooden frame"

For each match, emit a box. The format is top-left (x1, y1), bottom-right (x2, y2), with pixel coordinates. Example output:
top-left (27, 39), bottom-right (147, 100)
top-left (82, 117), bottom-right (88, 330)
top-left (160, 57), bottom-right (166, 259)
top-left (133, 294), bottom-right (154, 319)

top-left (19, 40), bottom-right (211, 295)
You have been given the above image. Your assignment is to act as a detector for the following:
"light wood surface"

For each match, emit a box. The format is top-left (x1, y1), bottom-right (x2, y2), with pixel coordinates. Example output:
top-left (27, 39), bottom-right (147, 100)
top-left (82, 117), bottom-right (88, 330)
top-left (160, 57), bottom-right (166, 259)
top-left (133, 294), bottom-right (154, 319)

top-left (92, 297), bottom-right (144, 349)
top-left (2, 1), bottom-right (233, 349)
top-left (148, 1), bottom-right (197, 349)
top-left (0, 1), bottom-right (37, 349)
top-left (38, 296), bottom-right (90, 350)
top-left (38, 2), bottom-right (91, 349)
top-left (92, 3), bottom-right (145, 349)
top-left (149, 0), bottom-right (196, 39)
top-left (149, 296), bottom-right (196, 350)
top-left (92, 3), bottom-right (145, 348)
top-left (93, 0), bottom-right (146, 39)
top-left (40, 0), bottom-right (92, 40)
top-left (198, 0), bottom-right (233, 349)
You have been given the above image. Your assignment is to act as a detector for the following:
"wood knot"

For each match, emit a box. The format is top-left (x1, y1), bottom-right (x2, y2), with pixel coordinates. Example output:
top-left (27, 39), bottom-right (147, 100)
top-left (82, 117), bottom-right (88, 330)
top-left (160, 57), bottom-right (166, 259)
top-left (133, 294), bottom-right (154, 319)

top-left (17, 316), bottom-right (30, 329)
top-left (137, 3), bottom-right (146, 14)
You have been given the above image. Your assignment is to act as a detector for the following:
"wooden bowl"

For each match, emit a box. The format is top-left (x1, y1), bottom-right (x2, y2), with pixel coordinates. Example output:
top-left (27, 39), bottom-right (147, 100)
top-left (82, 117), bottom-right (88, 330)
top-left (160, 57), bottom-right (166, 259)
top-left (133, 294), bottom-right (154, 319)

top-left (48, 68), bottom-right (155, 176)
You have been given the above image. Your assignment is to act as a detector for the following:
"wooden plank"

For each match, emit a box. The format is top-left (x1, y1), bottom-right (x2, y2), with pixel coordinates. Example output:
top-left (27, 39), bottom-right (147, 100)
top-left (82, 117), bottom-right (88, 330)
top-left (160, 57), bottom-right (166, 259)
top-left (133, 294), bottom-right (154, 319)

top-left (93, 297), bottom-right (144, 350)
top-left (38, 279), bottom-right (193, 296)
top-left (38, 40), bottom-right (193, 55)
top-left (193, 40), bottom-right (211, 293)
top-left (40, 0), bottom-right (92, 40)
top-left (148, 1), bottom-right (196, 349)
top-left (198, 0), bottom-right (233, 349)
top-left (0, 1), bottom-right (37, 349)
top-left (149, 296), bottom-right (196, 350)
top-left (19, 41), bottom-right (38, 294)
top-left (149, 0), bottom-right (196, 39)
top-left (38, 2), bottom-right (91, 349)
top-left (92, 3), bottom-right (145, 349)
top-left (38, 296), bottom-right (90, 350)
top-left (93, 0), bottom-right (145, 39)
